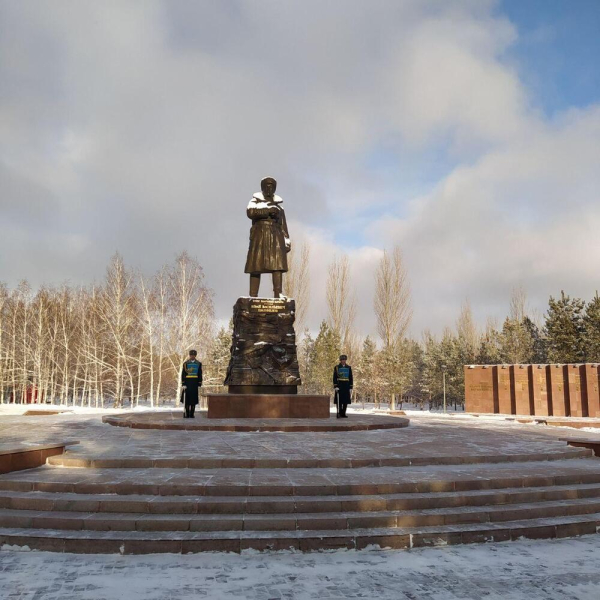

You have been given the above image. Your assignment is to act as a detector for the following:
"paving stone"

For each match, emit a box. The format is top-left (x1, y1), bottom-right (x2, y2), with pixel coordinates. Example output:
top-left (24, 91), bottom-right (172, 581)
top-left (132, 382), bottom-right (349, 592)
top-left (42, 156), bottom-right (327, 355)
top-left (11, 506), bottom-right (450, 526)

top-left (2, 411), bottom-right (594, 468)
top-left (2, 410), bottom-right (600, 555)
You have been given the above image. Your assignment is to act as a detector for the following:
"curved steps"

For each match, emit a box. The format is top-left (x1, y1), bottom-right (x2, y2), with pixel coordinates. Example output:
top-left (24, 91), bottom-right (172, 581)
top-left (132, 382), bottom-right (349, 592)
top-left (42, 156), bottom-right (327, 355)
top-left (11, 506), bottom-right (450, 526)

top-left (2, 482), bottom-right (600, 514)
top-left (2, 497), bottom-right (600, 531)
top-left (0, 514), bottom-right (599, 554)
top-left (1, 454), bottom-right (600, 552)
top-left (45, 446), bottom-right (591, 469)
top-left (102, 411), bottom-right (409, 432)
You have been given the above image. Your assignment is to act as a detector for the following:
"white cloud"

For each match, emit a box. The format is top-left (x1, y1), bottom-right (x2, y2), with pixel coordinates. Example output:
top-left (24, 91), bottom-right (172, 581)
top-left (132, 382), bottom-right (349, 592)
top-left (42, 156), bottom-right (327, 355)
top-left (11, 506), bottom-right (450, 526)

top-left (1, 0), bottom-right (598, 341)
top-left (371, 105), bottom-right (600, 334)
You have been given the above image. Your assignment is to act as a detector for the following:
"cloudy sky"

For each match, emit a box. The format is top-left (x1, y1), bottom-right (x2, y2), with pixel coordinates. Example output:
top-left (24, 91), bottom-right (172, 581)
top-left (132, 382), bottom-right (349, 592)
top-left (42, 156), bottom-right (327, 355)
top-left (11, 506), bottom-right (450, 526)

top-left (1, 0), bottom-right (599, 338)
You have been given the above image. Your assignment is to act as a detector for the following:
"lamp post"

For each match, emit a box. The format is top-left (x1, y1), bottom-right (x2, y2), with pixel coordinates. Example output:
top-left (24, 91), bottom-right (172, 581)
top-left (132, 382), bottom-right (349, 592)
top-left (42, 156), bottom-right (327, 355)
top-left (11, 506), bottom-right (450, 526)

top-left (441, 365), bottom-right (447, 413)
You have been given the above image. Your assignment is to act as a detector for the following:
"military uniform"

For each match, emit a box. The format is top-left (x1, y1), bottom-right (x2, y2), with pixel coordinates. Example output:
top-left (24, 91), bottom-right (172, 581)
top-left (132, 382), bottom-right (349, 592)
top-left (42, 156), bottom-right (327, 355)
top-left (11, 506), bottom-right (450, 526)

top-left (333, 360), bottom-right (353, 418)
top-left (181, 358), bottom-right (202, 418)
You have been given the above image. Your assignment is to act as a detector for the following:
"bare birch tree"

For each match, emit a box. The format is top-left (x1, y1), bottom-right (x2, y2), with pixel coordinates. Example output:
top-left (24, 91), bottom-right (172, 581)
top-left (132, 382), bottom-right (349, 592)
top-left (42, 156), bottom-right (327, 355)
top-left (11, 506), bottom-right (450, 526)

top-left (326, 255), bottom-right (356, 356)
top-left (456, 299), bottom-right (479, 362)
top-left (509, 285), bottom-right (527, 323)
top-left (0, 253), bottom-right (214, 407)
top-left (96, 254), bottom-right (138, 407)
top-left (153, 267), bottom-right (169, 404)
top-left (0, 284), bottom-right (7, 403)
top-left (374, 246), bottom-right (412, 350)
top-left (139, 273), bottom-right (157, 407)
top-left (373, 246), bottom-right (413, 406)
top-left (166, 252), bottom-right (214, 404)
top-left (283, 242), bottom-right (310, 333)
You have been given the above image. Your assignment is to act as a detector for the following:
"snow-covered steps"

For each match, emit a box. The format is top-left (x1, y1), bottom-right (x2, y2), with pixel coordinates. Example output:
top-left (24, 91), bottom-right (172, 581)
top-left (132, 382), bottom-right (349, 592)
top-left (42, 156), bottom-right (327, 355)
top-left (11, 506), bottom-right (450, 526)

top-left (46, 446), bottom-right (591, 469)
top-left (2, 482), bottom-right (600, 514)
top-left (2, 450), bottom-right (600, 552)
top-left (2, 496), bottom-right (600, 532)
top-left (1, 514), bottom-right (599, 554)
top-left (2, 458), bottom-right (600, 497)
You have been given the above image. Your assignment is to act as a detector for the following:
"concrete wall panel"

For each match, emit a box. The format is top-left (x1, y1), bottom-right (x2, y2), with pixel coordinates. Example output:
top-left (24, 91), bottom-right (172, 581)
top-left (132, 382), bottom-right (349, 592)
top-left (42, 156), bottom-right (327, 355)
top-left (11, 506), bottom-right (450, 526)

top-left (582, 364), bottom-right (600, 418)
top-left (529, 365), bottom-right (550, 417)
top-left (511, 365), bottom-right (533, 415)
top-left (464, 366), bottom-right (495, 413)
top-left (565, 364), bottom-right (587, 417)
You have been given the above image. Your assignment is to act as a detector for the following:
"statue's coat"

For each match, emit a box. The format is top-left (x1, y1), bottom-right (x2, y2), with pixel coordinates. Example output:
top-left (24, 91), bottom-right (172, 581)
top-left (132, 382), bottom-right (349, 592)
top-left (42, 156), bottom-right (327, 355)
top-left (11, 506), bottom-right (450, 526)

top-left (244, 193), bottom-right (290, 274)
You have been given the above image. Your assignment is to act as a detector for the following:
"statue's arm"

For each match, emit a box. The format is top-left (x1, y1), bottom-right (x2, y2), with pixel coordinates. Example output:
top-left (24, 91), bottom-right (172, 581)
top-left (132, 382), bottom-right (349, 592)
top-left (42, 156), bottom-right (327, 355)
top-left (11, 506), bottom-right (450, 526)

top-left (247, 200), bottom-right (270, 220)
top-left (281, 208), bottom-right (291, 251)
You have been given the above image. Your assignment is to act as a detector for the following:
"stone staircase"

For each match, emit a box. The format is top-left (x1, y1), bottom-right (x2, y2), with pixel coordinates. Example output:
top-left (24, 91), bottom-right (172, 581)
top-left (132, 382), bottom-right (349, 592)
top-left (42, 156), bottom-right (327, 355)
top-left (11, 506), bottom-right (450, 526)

top-left (1, 448), bottom-right (600, 553)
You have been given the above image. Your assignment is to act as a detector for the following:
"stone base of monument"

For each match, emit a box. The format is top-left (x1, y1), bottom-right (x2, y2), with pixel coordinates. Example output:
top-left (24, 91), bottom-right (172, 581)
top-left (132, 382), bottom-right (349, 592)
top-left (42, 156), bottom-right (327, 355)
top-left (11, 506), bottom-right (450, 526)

top-left (207, 393), bottom-right (330, 419)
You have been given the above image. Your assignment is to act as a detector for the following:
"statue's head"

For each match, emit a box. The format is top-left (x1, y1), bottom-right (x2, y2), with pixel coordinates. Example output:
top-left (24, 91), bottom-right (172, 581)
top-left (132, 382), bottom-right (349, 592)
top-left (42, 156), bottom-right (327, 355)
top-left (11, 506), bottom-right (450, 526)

top-left (261, 177), bottom-right (277, 198)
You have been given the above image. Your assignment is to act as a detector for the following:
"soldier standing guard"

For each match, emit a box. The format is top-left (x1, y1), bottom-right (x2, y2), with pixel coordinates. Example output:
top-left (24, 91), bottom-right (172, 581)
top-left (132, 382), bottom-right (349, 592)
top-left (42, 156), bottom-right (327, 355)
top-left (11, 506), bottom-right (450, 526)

top-left (181, 350), bottom-right (202, 419)
top-left (333, 354), bottom-right (353, 418)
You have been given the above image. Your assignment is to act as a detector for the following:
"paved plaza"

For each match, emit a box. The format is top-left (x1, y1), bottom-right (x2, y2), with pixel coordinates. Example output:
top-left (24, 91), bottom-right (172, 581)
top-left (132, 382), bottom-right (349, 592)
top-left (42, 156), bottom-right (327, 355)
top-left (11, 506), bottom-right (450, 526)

top-left (2, 535), bottom-right (600, 599)
top-left (1, 407), bottom-right (597, 464)
top-left (2, 406), bottom-right (600, 597)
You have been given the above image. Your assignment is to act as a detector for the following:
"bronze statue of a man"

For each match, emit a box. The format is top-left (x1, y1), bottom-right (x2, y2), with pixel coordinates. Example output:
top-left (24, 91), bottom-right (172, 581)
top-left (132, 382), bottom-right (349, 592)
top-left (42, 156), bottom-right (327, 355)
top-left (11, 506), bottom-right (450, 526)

top-left (244, 177), bottom-right (291, 298)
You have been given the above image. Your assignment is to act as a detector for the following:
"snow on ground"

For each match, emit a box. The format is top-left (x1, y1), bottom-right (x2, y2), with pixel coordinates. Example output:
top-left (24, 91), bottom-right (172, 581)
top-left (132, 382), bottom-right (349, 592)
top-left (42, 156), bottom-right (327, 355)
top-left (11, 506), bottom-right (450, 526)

top-left (0, 404), bottom-right (178, 416)
top-left (0, 401), bottom-right (490, 418)
top-left (2, 535), bottom-right (600, 599)
top-left (3, 401), bottom-right (600, 437)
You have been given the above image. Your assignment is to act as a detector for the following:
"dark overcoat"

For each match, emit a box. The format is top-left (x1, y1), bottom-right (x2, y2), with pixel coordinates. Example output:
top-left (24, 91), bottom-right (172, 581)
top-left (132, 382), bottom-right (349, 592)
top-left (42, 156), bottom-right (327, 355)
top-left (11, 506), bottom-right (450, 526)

top-left (181, 359), bottom-right (202, 406)
top-left (333, 364), bottom-right (353, 405)
top-left (244, 193), bottom-right (290, 274)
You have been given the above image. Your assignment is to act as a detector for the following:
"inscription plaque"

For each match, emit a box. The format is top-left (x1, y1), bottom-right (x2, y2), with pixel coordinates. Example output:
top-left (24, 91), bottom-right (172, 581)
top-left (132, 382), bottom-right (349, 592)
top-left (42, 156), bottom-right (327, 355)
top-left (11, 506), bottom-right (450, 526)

top-left (464, 366), bottom-right (495, 413)
top-left (249, 298), bottom-right (287, 314)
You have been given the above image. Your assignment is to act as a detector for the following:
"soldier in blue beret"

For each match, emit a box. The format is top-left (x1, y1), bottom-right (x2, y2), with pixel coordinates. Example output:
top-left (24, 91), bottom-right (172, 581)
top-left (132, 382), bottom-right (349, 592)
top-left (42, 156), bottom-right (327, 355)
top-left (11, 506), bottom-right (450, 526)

top-left (181, 350), bottom-right (202, 418)
top-left (333, 354), bottom-right (353, 418)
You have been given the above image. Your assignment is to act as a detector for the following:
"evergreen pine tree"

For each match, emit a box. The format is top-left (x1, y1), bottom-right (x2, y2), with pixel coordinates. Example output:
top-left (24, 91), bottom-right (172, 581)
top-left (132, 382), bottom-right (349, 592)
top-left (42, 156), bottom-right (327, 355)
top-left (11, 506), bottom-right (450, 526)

top-left (439, 328), bottom-right (462, 406)
top-left (356, 336), bottom-right (377, 403)
top-left (455, 301), bottom-right (479, 365)
top-left (544, 291), bottom-right (586, 363)
top-left (421, 331), bottom-right (443, 405)
top-left (377, 340), bottom-right (414, 405)
top-left (476, 322), bottom-right (503, 364)
top-left (297, 328), bottom-right (315, 388)
top-left (402, 339), bottom-right (425, 406)
top-left (310, 321), bottom-right (341, 395)
top-left (583, 292), bottom-right (600, 362)
top-left (205, 324), bottom-right (232, 389)
top-left (522, 317), bottom-right (547, 363)
top-left (500, 317), bottom-right (535, 363)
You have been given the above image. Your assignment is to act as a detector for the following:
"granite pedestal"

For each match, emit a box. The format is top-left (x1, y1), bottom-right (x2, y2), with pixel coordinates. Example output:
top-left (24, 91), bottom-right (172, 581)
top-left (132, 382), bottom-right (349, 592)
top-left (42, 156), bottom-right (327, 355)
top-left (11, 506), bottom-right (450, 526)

top-left (207, 393), bottom-right (330, 419)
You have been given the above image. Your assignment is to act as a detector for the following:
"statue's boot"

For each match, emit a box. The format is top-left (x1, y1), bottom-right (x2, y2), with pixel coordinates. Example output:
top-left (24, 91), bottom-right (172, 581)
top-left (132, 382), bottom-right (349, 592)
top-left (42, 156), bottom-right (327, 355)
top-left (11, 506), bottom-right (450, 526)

top-left (249, 274), bottom-right (260, 297)
top-left (273, 272), bottom-right (282, 298)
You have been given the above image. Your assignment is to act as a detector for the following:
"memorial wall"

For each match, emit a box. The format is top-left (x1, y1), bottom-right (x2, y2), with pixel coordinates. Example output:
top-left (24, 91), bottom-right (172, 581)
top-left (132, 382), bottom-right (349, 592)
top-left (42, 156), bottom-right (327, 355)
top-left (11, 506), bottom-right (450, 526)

top-left (464, 363), bottom-right (600, 417)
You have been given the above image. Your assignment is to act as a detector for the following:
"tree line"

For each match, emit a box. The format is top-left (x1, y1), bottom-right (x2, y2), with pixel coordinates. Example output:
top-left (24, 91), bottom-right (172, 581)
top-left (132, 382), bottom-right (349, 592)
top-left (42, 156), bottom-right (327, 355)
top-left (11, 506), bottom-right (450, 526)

top-left (2, 245), bottom-right (600, 409)
top-left (288, 288), bottom-right (600, 410)
top-left (0, 252), bottom-right (213, 406)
